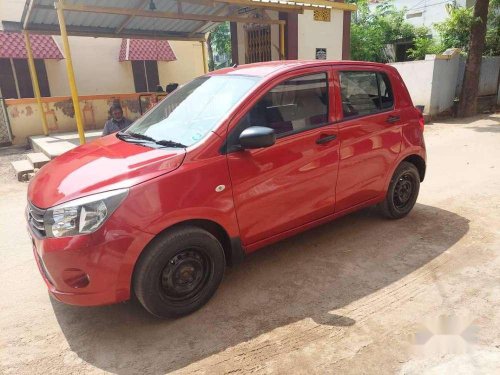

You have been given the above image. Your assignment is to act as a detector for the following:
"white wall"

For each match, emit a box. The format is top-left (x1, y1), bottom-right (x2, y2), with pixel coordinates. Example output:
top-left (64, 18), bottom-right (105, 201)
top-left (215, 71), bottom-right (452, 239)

top-left (430, 56), bottom-right (460, 114)
top-left (297, 9), bottom-right (343, 60)
top-left (0, 0), bottom-right (24, 28)
top-left (391, 53), bottom-right (499, 116)
top-left (389, 59), bottom-right (434, 112)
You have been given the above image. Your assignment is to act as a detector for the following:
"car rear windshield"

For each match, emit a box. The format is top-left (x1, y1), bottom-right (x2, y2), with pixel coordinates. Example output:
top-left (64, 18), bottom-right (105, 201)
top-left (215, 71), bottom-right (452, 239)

top-left (124, 75), bottom-right (261, 147)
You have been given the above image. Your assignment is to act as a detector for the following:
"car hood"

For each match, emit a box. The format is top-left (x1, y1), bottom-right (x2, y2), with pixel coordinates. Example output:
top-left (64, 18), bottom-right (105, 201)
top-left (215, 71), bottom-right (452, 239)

top-left (28, 134), bottom-right (186, 209)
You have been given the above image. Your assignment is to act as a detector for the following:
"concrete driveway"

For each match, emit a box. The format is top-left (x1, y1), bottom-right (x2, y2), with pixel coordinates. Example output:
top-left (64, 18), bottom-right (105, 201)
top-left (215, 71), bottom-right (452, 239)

top-left (1, 114), bottom-right (499, 374)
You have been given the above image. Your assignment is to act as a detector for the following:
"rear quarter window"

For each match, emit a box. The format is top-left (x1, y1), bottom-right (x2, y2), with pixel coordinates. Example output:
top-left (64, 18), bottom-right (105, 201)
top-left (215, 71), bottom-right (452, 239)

top-left (339, 71), bottom-right (394, 119)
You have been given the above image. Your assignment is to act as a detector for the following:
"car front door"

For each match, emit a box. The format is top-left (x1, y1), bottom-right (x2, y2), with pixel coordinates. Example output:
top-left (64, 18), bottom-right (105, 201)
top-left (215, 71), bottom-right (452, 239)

top-left (334, 68), bottom-right (403, 212)
top-left (226, 69), bottom-right (340, 247)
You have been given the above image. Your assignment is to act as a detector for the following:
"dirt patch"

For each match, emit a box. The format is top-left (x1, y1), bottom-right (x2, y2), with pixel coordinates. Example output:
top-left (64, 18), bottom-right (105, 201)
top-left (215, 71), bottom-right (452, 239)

top-left (1, 114), bottom-right (499, 374)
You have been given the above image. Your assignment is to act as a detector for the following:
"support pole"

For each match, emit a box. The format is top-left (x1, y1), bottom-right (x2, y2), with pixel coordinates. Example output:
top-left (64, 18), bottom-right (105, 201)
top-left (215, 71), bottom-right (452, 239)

top-left (56, 0), bottom-right (86, 144)
top-left (279, 23), bottom-right (285, 60)
top-left (201, 40), bottom-right (208, 74)
top-left (24, 31), bottom-right (49, 136)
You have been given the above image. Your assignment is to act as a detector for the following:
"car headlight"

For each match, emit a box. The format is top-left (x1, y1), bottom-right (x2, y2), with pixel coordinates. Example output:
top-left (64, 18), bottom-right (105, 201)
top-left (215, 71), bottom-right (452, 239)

top-left (44, 189), bottom-right (129, 238)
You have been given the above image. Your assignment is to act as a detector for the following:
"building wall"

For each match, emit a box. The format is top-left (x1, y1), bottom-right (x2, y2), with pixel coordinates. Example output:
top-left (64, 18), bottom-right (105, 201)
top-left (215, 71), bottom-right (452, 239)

top-left (371, 0), bottom-right (473, 37)
top-left (44, 37), bottom-right (205, 96)
top-left (235, 12), bottom-right (280, 64)
top-left (0, 0), bottom-right (24, 27)
top-left (158, 40), bottom-right (205, 86)
top-left (234, 9), bottom-right (344, 64)
top-left (45, 37), bottom-right (135, 96)
top-left (5, 93), bottom-right (163, 145)
top-left (297, 9), bottom-right (344, 60)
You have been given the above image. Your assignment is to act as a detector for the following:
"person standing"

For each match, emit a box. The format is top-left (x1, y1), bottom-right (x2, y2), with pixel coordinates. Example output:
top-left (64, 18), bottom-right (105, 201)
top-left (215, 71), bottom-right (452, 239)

top-left (102, 104), bottom-right (133, 136)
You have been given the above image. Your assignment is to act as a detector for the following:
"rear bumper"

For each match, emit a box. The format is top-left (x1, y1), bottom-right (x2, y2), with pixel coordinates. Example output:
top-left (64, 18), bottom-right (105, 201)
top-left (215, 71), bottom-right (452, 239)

top-left (28, 219), bottom-right (155, 306)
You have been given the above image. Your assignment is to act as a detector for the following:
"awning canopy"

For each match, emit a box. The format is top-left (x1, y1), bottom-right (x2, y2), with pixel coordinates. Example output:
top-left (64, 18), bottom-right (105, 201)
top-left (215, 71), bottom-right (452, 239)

top-left (0, 31), bottom-right (63, 59)
top-left (2, 0), bottom-right (356, 41)
top-left (119, 38), bottom-right (177, 61)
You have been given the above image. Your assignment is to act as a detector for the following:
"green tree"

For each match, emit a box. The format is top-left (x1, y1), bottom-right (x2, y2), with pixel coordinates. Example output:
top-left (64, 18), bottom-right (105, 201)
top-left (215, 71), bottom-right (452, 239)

top-left (434, 0), bottom-right (499, 55)
top-left (457, 0), bottom-right (491, 117)
top-left (407, 27), bottom-right (442, 60)
top-left (207, 22), bottom-right (232, 71)
top-left (349, 0), bottom-right (416, 62)
top-left (434, 6), bottom-right (474, 52)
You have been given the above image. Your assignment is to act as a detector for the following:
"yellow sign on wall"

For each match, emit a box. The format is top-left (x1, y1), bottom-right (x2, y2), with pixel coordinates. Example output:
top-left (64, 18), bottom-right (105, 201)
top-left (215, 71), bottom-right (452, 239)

top-left (314, 9), bottom-right (331, 22)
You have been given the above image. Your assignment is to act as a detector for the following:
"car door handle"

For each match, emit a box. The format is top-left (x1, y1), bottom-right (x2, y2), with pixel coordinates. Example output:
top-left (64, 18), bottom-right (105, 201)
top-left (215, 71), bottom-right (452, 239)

top-left (386, 115), bottom-right (400, 124)
top-left (316, 134), bottom-right (337, 145)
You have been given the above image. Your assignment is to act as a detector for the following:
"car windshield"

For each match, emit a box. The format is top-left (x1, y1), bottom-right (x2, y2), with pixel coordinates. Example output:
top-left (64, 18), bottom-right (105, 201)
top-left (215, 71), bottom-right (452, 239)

top-left (123, 75), bottom-right (260, 148)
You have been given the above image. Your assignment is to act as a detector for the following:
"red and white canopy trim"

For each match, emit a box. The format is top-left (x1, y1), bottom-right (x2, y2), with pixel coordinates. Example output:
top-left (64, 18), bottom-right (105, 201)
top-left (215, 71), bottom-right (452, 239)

top-left (119, 38), bottom-right (177, 62)
top-left (0, 32), bottom-right (63, 59)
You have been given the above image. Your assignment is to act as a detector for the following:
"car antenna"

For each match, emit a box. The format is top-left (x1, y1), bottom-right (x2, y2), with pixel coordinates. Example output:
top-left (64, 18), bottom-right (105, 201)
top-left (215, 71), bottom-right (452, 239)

top-left (232, 64), bottom-right (238, 68)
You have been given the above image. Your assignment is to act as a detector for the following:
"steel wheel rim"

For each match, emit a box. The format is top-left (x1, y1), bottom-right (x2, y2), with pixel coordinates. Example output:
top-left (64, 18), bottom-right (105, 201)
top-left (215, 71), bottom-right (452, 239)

top-left (160, 248), bottom-right (211, 302)
top-left (393, 172), bottom-right (415, 210)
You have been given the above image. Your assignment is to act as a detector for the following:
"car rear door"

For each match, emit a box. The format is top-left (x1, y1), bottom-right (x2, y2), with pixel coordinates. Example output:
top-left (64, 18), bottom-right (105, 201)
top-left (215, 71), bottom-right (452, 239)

top-left (333, 67), bottom-right (403, 212)
top-left (226, 67), bottom-right (339, 247)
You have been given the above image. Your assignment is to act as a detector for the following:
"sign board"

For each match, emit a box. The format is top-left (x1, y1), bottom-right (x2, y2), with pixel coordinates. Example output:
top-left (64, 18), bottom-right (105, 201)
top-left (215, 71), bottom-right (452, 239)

top-left (316, 48), bottom-right (327, 60)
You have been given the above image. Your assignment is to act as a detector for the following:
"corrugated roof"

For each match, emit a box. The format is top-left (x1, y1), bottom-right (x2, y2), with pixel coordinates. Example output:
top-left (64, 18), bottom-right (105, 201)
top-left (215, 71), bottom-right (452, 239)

top-left (1, 0), bottom-right (355, 41)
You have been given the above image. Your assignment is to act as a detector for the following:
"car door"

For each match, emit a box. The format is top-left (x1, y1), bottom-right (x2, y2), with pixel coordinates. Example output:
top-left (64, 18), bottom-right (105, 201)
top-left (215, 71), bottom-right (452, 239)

top-left (226, 68), bottom-right (339, 246)
top-left (334, 68), bottom-right (403, 212)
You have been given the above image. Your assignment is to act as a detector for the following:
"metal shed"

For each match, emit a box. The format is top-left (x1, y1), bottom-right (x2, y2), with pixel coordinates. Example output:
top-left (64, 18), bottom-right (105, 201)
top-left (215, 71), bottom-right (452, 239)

top-left (2, 0), bottom-right (356, 144)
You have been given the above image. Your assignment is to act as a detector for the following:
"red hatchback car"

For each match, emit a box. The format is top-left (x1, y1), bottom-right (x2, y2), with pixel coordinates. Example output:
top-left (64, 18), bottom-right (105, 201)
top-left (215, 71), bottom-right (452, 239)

top-left (27, 61), bottom-right (426, 318)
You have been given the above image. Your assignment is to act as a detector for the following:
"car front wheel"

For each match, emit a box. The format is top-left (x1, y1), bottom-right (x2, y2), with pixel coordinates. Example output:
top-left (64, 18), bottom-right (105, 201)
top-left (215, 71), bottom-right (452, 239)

top-left (133, 226), bottom-right (226, 318)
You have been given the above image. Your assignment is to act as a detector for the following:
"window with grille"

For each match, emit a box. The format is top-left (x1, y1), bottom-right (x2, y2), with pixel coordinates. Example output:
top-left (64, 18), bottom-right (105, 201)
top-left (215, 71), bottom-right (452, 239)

top-left (245, 25), bottom-right (272, 64)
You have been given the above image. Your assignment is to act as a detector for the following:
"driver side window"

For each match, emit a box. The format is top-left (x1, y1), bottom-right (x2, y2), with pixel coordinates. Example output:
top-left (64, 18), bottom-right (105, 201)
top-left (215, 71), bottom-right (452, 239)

top-left (228, 73), bottom-right (329, 150)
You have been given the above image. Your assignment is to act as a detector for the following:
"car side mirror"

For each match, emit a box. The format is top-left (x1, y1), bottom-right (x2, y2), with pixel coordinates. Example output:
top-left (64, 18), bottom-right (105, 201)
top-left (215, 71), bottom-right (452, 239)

top-left (239, 126), bottom-right (276, 150)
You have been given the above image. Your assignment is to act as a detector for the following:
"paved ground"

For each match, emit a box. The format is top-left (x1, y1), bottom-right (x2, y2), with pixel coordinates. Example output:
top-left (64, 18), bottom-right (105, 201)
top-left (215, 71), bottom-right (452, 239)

top-left (1, 114), bottom-right (499, 374)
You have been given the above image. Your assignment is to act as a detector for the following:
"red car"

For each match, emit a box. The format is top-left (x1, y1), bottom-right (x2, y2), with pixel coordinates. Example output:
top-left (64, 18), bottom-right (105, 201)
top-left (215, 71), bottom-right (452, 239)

top-left (27, 61), bottom-right (426, 318)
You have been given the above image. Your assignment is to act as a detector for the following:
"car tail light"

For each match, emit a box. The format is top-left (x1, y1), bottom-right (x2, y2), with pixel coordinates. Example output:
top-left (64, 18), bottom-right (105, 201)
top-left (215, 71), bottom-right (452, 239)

top-left (417, 109), bottom-right (425, 132)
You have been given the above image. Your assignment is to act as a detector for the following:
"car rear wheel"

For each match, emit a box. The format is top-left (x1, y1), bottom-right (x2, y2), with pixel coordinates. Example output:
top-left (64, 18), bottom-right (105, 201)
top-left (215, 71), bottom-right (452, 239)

top-left (133, 226), bottom-right (225, 318)
top-left (378, 161), bottom-right (420, 219)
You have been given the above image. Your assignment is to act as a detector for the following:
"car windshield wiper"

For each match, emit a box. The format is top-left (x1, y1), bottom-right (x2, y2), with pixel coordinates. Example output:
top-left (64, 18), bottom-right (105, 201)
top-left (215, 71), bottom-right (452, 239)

top-left (117, 132), bottom-right (186, 148)
top-left (154, 140), bottom-right (187, 148)
top-left (116, 132), bottom-right (147, 142)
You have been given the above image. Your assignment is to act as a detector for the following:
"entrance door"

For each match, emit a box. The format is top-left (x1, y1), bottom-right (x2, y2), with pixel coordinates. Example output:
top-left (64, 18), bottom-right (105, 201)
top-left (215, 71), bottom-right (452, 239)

top-left (227, 70), bottom-right (339, 246)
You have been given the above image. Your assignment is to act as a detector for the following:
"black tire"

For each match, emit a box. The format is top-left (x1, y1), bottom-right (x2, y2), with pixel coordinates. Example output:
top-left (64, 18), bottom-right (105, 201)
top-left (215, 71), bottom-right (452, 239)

top-left (133, 226), bottom-right (226, 318)
top-left (378, 161), bottom-right (420, 219)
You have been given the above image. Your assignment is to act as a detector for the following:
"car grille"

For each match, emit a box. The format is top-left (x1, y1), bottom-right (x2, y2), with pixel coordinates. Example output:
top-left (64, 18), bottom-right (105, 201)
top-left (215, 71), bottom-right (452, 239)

top-left (27, 201), bottom-right (46, 238)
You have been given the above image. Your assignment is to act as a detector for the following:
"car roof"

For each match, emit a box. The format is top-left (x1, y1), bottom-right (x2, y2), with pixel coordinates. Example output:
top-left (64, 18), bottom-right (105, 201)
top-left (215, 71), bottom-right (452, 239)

top-left (209, 60), bottom-right (391, 78)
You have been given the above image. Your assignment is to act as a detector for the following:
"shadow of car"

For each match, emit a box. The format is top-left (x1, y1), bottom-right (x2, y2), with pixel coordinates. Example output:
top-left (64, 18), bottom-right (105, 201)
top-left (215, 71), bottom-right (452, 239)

top-left (50, 203), bottom-right (469, 374)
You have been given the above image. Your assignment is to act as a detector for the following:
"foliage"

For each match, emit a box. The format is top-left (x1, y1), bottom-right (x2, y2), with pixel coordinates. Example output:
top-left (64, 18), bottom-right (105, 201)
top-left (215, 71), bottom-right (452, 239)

top-left (350, 0), bottom-right (416, 62)
top-left (434, 6), bottom-right (474, 52)
top-left (485, 0), bottom-right (500, 55)
top-left (406, 27), bottom-right (441, 60)
top-left (433, 0), bottom-right (499, 56)
top-left (349, 0), bottom-right (499, 62)
top-left (207, 22), bottom-right (232, 71)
